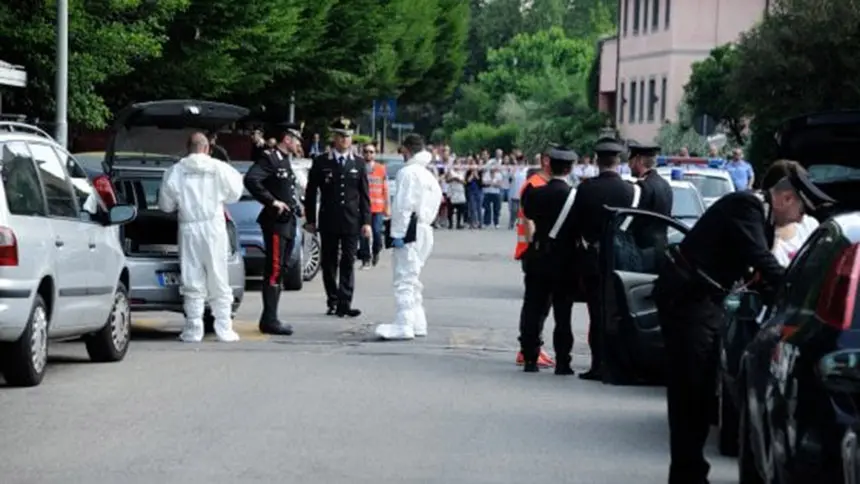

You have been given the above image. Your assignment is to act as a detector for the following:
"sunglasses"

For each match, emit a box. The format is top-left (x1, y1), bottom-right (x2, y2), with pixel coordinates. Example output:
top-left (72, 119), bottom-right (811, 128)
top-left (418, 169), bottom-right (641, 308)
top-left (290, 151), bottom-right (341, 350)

top-left (363, 150), bottom-right (376, 154)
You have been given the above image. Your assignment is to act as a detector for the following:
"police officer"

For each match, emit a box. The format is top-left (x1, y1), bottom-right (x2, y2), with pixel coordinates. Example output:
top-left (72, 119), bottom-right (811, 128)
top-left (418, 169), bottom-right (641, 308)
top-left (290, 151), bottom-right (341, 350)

top-left (628, 141), bottom-right (672, 250)
top-left (243, 122), bottom-right (304, 336)
top-left (568, 136), bottom-right (636, 381)
top-left (518, 146), bottom-right (579, 375)
top-left (653, 170), bottom-right (834, 484)
top-left (304, 118), bottom-right (372, 317)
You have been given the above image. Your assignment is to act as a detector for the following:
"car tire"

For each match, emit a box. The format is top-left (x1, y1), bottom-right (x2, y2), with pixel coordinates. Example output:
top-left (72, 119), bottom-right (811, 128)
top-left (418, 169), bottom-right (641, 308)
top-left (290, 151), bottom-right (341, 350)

top-left (85, 282), bottom-right (131, 363)
top-left (719, 378), bottom-right (740, 457)
top-left (302, 230), bottom-right (321, 282)
top-left (739, 382), bottom-right (765, 484)
top-left (1, 294), bottom-right (50, 387)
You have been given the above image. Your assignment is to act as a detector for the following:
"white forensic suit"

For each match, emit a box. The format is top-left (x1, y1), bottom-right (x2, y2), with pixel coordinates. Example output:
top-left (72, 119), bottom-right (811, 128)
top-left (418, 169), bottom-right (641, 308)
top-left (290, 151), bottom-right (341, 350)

top-left (158, 153), bottom-right (244, 342)
top-left (375, 150), bottom-right (443, 340)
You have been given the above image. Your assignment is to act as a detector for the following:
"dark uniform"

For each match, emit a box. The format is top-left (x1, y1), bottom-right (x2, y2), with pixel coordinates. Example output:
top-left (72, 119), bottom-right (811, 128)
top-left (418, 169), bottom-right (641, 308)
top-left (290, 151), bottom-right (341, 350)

top-left (653, 173), bottom-right (834, 484)
top-left (568, 137), bottom-right (636, 381)
top-left (243, 122), bottom-right (304, 336)
top-left (628, 142), bottom-right (673, 261)
top-left (304, 118), bottom-right (371, 317)
top-left (518, 147), bottom-right (579, 374)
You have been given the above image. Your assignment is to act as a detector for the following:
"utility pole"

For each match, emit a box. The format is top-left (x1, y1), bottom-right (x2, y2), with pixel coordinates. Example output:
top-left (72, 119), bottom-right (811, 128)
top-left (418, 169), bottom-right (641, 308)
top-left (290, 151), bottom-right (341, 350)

top-left (370, 101), bottom-right (376, 143)
top-left (55, 0), bottom-right (69, 148)
top-left (288, 91), bottom-right (295, 123)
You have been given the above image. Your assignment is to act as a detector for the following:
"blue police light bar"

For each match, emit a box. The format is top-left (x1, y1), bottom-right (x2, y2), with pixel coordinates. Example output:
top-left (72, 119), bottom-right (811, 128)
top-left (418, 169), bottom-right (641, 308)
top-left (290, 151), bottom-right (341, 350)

top-left (670, 169), bottom-right (685, 181)
top-left (656, 156), bottom-right (726, 169)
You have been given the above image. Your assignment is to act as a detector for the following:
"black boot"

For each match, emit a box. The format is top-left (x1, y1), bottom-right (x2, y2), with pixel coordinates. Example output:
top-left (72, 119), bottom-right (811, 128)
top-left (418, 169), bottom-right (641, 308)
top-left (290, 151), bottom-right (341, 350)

top-left (259, 285), bottom-right (294, 335)
top-left (523, 360), bottom-right (539, 373)
top-left (579, 367), bottom-right (602, 381)
top-left (336, 304), bottom-right (361, 318)
top-left (554, 356), bottom-right (574, 376)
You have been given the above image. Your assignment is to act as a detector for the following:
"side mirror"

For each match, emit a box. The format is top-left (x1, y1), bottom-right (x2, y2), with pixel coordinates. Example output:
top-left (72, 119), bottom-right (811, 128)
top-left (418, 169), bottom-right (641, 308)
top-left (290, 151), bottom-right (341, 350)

top-left (108, 204), bottom-right (137, 225)
top-left (818, 349), bottom-right (860, 394)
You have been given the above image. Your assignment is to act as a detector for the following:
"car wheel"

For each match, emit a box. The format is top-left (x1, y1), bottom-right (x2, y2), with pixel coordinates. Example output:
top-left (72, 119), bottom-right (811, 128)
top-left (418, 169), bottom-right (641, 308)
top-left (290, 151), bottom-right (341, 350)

top-left (85, 282), bottom-right (131, 363)
top-left (1, 294), bottom-right (50, 387)
top-left (719, 378), bottom-right (740, 457)
top-left (739, 383), bottom-right (765, 484)
top-left (302, 230), bottom-right (321, 282)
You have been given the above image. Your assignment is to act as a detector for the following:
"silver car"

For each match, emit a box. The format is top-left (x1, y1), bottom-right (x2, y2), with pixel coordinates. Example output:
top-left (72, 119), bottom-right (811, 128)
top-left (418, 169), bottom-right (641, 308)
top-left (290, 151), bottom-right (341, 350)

top-left (103, 100), bottom-right (247, 329)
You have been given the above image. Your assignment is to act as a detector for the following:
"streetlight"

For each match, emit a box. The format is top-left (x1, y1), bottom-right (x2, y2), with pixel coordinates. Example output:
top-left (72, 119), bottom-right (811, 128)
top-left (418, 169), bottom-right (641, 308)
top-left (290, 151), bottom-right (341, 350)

top-left (55, 0), bottom-right (68, 148)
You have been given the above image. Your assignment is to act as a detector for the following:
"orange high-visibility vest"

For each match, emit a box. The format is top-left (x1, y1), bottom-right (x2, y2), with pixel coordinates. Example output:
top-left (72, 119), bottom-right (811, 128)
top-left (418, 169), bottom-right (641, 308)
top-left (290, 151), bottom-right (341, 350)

top-left (513, 173), bottom-right (548, 260)
top-left (368, 163), bottom-right (388, 214)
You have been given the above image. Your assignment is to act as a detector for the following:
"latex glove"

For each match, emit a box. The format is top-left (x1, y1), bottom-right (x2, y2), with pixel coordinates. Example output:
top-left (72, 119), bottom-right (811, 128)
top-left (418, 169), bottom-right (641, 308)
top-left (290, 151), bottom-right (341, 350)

top-left (392, 238), bottom-right (405, 248)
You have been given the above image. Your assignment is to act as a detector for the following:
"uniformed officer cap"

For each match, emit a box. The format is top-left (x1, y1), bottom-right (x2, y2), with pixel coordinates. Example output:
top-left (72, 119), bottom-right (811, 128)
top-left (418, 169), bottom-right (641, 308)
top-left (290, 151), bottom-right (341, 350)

top-left (330, 117), bottom-right (354, 136)
top-left (628, 139), bottom-right (660, 157)
top-left (276, 121), bottom-right (304, 141)
top-left (547, 145), bottom-right (578, 163)
top-left (786, 171), bottom-right (836, 212)
top-left (594, 136), bottom-right (625, 155)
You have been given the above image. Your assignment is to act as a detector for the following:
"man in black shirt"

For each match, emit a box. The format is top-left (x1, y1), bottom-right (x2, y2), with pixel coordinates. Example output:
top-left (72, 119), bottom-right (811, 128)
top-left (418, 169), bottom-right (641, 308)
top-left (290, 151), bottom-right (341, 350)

top-left (654, 171), bottom-right (834, 484)
top-left (518, 146), bottom-right (579, 374)
top-left (243, 122), bottom-right (304, 336)
top-left (569, 137), bottom-right (636, 381)
top-left (628, 141), bottom-right (673, 255)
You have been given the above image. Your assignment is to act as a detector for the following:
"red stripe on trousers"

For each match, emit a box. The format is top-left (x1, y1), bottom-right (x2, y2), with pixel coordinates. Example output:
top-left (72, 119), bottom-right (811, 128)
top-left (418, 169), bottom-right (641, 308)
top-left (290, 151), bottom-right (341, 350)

top-left (269, 233), bottom-right (281, 285)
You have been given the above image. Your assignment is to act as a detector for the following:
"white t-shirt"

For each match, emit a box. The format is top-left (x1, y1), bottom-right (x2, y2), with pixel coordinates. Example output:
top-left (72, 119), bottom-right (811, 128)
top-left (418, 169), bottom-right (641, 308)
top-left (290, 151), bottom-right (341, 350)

top-left (482, 171), bottom-right (504, 195)
top-left (772, 215), bottom-right (819, 267)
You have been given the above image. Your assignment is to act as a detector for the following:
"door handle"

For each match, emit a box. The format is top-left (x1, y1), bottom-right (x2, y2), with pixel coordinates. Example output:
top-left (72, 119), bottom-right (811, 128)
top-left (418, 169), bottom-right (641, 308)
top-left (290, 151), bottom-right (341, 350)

top-left (55, 239), bottom-right (64, 247)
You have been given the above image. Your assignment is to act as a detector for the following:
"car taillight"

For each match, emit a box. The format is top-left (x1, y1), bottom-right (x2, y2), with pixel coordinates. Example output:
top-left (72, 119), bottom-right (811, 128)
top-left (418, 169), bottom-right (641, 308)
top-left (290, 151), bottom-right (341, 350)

top-left (0, 227), bottom-right (18, 266)
top-left (93, 174), bottom-right (117, 208)
top-left (816, 243), bottom-right (860, 331)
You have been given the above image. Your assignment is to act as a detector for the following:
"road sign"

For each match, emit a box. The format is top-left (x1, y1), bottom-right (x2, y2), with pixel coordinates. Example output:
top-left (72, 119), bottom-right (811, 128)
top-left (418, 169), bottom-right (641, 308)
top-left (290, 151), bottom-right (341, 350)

top-left (373, 98), bottom-right (397, 121)
top-left (391, 122), bottom-right (414, 130)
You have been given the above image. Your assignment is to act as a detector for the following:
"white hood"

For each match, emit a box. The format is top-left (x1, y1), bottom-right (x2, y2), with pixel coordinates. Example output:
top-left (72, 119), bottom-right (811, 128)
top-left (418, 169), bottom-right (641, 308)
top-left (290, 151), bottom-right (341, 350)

top-left (406, 150), bottom-right (433, 167)
top-left (178, 153), bottom-right (218, 173)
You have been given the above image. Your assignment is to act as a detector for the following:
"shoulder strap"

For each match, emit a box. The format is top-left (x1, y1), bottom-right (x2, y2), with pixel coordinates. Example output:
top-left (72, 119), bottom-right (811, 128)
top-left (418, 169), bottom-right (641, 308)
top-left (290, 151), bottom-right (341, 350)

top-left (619, 184), bottom-right (642, 231)
top-left (549, 188), bottom-right (577, 239)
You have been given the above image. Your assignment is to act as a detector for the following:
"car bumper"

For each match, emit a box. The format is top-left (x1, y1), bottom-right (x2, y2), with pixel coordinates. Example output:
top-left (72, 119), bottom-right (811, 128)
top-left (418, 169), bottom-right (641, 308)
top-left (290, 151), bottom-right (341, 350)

top-left (127, 254), bottom-right (245, 313)
top-left (0, 279), bottom-right (36, 341)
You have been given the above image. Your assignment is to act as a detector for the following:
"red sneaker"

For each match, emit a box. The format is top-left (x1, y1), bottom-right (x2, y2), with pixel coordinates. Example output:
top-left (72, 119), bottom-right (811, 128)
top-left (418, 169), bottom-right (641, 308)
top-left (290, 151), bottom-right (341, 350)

top-left (516, 350), bottom-right (556, 368)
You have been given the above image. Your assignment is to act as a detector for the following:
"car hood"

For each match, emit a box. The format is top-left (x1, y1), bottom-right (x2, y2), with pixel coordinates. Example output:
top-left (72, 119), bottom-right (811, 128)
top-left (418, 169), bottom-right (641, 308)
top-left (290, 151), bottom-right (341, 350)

top-left (106, 100), bottom-right (249, 170)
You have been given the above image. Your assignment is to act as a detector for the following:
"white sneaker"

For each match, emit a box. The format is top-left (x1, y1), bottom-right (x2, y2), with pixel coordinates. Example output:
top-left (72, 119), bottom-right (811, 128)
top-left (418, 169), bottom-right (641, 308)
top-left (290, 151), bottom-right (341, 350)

top-left (413, 309), bottom-right (427, 337)
top-left (374, 323), bottom-right (415, 341)
top-left (179, 320), bottom-right (204, 343)
top-left (214, 320), bottom-right (240, 342)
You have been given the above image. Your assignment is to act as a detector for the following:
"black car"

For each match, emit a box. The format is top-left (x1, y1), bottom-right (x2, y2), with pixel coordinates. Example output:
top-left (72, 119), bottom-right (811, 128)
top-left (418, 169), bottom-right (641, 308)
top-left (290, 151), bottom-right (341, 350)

top-left (731, 111), bottom-right (860, 484)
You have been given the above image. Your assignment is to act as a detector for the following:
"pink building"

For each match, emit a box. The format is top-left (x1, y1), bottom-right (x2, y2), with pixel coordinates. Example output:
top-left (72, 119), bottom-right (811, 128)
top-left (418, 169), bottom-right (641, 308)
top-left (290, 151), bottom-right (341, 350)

top-left (598, 0), bottom-right (770, 143)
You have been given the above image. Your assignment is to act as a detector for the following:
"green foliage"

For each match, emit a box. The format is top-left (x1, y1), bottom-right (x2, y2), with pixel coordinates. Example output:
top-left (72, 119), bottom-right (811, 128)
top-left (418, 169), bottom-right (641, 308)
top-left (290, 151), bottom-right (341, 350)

top-left (450, 123), bottom-right (519, 154)
top-left (654, 101), bottom-right (707, 155)
top-left (684, 44), bottom-right (746, 144)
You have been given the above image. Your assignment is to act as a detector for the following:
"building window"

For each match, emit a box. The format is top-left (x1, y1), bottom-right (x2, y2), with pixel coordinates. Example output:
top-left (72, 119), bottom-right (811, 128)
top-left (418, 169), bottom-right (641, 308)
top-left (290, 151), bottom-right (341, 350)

top-left (623, 0), bottom-right (630, 35)
top-left (647, 78), bottom-right (657, 122)
top-left (665, 0), bottom-right (671, 29)
top-left (643, 0), bottom-right (649, 33)
top-left (633, 0), bottom-right (641, 35)
top-left (652, 0), bottom-right (660, 30)
top-left (629, 81), bottom-right (637, 122)
top-left (619, 81), bottom-right (626, 124)
top-left (660, 77), bottom-right (668, 120)
top-left (639, 80), bottom-right (645, 123)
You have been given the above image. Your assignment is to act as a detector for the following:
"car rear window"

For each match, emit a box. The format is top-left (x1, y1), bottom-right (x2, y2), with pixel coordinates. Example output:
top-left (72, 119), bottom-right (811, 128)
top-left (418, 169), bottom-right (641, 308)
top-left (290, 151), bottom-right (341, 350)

top-left (683, 174), bottom-right (733, 198)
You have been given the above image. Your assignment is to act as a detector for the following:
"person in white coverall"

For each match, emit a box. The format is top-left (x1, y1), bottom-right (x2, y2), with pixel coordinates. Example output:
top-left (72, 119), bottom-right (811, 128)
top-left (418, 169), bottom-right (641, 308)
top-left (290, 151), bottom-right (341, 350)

top-left (375, 134), bottom-right (443, 340)
top-left (158, 133), bottom-right (245, 343)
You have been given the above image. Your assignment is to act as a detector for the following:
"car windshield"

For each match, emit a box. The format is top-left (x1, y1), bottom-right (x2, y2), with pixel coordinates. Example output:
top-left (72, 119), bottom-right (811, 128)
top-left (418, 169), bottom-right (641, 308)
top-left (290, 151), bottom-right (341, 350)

top-left (73, 152), bottom-right (105, 173)
top-left (672, 186), bottom-right (703, 219)
top-left (682, 173), bottom-right (733, 198)
top-left (807, 164), bottom-right (860, 183)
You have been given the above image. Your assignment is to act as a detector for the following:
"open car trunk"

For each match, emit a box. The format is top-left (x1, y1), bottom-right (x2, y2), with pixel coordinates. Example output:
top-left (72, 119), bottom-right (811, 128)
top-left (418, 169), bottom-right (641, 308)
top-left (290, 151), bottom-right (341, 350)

top-left (120, 209), bottom-right (239, 258)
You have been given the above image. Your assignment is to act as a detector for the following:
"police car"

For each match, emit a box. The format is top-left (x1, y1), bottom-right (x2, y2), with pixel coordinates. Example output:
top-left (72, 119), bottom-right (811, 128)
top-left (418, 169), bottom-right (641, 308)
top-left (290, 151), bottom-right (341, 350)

top-left (620, 174), bottom-right (706, 229)
top-left (655, 157), bottom-right (735, 207)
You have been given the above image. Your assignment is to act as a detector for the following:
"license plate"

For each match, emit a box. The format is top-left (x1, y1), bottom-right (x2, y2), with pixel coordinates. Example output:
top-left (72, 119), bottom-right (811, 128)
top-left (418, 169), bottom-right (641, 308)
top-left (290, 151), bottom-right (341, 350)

top-left (157, 271), bottom-right (181, 287)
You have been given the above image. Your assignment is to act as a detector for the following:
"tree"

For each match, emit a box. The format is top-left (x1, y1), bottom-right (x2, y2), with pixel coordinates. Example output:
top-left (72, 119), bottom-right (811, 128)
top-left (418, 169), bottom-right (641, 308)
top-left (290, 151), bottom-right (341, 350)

top-left (684, 45), bottom-right (746, 144)
top-left (0, 0), bottom-right (188, 128)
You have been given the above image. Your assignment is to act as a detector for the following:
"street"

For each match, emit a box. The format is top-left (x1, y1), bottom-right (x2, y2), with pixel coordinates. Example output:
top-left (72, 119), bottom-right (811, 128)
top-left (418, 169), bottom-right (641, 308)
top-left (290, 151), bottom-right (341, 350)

top-left (0, 227), bottom-right (735, 484)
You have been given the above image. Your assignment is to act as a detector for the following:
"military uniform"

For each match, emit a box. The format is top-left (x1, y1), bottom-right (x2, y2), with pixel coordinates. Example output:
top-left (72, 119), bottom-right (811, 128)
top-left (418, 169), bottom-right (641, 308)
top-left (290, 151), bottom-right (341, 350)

top-left (653, 172), bottom-right (834, 484)
top-left (243, 122), bottom-right (305, 336)
top-left (518, 147), bottom-right (579, 374)
top-left (304, 118), bottom-right (371, 317)
top-left (628, 142), bottom-right (673, 253)
top-left (568, 137), bottom-right (636, 381)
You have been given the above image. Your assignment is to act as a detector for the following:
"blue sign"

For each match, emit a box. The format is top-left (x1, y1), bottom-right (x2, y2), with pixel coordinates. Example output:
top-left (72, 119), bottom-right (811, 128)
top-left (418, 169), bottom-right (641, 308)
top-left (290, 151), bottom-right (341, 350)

top-left (373, 98), bottom-right (397, 121)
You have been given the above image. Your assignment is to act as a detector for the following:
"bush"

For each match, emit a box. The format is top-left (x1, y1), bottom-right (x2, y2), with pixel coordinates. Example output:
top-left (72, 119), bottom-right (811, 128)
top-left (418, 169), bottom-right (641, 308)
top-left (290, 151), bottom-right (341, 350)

top-left (352, 134), bottom-right (373, 145)
top-left (450, 123), bottom-right (519, 155)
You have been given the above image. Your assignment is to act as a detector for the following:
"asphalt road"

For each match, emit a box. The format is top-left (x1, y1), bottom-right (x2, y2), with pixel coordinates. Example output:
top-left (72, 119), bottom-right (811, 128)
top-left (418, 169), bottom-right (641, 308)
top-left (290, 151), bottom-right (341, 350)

top-left (0, 223), bottom-right (736, 484)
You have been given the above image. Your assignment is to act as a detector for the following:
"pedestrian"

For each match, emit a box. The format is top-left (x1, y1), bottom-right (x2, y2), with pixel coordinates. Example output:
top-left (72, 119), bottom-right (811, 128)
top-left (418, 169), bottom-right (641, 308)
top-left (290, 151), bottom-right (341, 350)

top-left (358, 142), bottom-right (388, 269)
top-left (653, 168), bottom-right (833, 484)
top-left (517, 145), bottom-right (579, 374)
top-left (303, 118), bottom-right (372, 317)
top-left (481, 165), bottom-right (503, 228)
top-left (628, 141), bottom-right (673, 249)
top-left (508, 155), bottom-right (528, 229)
top-left (243, 122), bottom-right (306, 336)
top-left (568, 136), bottom-right (638, 381)
top-left (157, 132), bottom-right (245, 343)
top-left (725, 148), bottom-right (755, 190)
top-left (446, 159), bottom-right (467, 229)
top-left (465, 159), bottom-right (483, 228)
top-left (375, 134), bottom-right (443, 340)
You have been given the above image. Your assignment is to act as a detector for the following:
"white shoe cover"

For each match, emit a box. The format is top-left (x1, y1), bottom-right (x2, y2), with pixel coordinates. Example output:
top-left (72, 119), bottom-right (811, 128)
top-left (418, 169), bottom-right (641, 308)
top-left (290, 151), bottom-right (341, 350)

top-left (179, 320), bottom-right (204, 343)
top-left (413, 308), bottom-right (427, 337)
top-left (214, 320), bottom-right (240, 342)
top-left (375, 323), bottom-right (415, 341)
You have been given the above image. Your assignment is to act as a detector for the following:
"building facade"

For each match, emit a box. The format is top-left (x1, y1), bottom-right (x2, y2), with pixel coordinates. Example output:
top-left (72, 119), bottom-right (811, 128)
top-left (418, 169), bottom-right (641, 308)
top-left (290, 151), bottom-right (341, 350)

top-left (598, 0), bottom-right (769, 142)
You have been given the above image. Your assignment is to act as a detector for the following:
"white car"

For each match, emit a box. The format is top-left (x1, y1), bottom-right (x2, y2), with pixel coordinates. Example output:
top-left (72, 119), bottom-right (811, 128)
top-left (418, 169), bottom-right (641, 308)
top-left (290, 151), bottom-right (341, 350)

top-left (0, 122), bottom-right (137, 387)
top-left (657, 166), bottom-right (735, 207)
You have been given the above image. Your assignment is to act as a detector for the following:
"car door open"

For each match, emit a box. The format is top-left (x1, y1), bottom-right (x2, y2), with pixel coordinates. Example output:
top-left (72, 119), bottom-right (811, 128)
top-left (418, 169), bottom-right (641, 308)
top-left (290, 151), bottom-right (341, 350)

top-left (599, 207), bottom-right (691, 384)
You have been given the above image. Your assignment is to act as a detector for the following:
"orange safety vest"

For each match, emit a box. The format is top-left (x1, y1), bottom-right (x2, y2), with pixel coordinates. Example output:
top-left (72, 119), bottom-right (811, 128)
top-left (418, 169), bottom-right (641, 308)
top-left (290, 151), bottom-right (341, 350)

top-left (513, 173), bottom-right (548, 260)
top-left (368, 163), bottom-right (388, 214)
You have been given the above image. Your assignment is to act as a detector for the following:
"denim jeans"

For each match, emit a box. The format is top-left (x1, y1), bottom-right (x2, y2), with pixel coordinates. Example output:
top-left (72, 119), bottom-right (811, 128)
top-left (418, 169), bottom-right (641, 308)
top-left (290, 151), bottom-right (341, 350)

top-left (358, 212), bottom-right (385, 262)
top-left (508, 198), bottom-right (520, 229)
top-left (482, 192), bottom-right (501, 227)
top-left (467, 188), bottom-right (483, 227)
